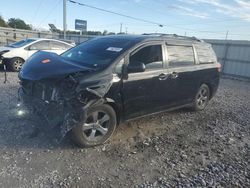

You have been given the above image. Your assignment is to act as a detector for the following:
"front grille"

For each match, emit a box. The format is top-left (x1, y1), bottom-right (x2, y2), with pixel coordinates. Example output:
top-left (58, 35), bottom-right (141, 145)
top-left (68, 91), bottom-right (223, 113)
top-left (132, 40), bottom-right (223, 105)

top-left (21, 80), bottom-right (57, 101)
top-left (21, 80), bottom-right (33, 95)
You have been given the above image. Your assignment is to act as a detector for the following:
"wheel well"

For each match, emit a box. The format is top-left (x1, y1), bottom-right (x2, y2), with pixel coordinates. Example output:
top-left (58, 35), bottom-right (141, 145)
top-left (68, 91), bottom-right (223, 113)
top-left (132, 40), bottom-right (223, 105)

top-left (5, 57), bottom-right (25, 65)
top-left (12, 57), bottom-right (25, 62)
top-left (106, 102), bottom-right (120, 125)
top-left (203, 83), bottom-right (213, 99)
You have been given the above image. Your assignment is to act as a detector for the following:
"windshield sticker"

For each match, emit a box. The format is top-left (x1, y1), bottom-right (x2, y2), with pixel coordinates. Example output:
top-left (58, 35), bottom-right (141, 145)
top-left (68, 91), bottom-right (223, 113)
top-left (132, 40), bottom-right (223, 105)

top-left (106, 47), bottom-right (123, 52)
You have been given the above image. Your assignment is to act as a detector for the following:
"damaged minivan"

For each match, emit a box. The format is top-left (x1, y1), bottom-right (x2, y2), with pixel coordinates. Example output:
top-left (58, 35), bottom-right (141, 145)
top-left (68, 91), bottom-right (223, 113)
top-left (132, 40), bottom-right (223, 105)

top-left (18, 34), bottom-right (220, 147)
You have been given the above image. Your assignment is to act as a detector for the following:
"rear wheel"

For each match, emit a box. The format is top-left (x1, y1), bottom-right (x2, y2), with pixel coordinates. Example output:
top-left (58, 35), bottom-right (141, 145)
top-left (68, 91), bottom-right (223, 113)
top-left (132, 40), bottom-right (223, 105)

top-left (192, 84), bottom-right (210, 111)
top-left (71, 104), bottom-right (117, 147)
top-left (7, 57), bottom-right (24, 72)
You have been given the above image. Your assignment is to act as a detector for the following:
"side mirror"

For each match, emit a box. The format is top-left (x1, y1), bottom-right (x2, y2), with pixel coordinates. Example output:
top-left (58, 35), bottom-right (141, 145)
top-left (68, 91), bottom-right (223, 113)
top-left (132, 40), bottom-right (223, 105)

top-left (128, 62), bottom-right (145, 73)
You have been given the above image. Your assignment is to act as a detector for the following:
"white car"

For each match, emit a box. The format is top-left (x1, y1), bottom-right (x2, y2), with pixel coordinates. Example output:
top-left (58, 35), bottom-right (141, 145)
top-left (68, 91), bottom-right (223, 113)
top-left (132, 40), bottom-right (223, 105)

top-left (0, 38), bottom-right (74, 71)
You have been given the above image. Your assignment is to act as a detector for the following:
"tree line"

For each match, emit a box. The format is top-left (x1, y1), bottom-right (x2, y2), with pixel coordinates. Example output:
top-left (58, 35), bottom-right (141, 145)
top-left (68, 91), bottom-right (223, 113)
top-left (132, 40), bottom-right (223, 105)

top-left (0, 16), bottom-right (119, 36)
top-left (0, 16), bottom-right (32, 30)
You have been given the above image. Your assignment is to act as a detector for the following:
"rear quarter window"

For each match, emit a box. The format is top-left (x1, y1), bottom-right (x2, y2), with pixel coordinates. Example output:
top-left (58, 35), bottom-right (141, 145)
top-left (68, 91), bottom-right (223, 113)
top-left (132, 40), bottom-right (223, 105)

top-left (195, 44), bottom-right (217, 64)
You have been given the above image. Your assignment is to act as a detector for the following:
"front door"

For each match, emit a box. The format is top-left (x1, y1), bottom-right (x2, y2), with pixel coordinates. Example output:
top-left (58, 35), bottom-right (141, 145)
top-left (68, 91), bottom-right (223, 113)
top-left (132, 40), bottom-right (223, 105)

top-left (27, 40), bottom-right (50, 59)
top-left (122, 43), bottom-right (171, 119)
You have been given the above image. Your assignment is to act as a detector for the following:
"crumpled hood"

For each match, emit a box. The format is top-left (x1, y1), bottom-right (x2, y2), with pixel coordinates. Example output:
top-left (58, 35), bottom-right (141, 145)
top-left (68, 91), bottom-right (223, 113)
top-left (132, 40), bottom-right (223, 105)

top-left (19, 51), bottom-right (93, 81)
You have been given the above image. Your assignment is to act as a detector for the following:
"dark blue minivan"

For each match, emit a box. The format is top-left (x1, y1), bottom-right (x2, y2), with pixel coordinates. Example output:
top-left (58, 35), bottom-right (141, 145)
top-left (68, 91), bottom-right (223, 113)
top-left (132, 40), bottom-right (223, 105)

top-left (19, 34), bottom-right (220, 147)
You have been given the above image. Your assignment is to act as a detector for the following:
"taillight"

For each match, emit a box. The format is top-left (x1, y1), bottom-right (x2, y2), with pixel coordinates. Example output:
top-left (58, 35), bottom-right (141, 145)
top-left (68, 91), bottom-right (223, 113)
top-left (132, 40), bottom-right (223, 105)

top-left (216, 63), bottom-right (221, 72)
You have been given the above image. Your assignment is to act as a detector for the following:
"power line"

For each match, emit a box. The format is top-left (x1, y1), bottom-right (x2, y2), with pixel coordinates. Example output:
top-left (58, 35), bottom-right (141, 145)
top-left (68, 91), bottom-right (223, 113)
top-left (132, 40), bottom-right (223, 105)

top-left (37, 0), bottom-right (61, 29)
top-left (67, 0), bottom-right (250, 38)
top-left (31, 0), bottom-right (44, 25)
top-left (67, 0), bottom-right (163, 27)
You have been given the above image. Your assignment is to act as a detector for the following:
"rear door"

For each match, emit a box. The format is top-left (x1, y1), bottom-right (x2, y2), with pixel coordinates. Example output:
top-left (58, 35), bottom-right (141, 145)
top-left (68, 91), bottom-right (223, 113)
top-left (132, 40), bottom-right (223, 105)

top-left (50, 41), bottom-right (70, 54)
top-left (159, 43), bottom-right (199, 107)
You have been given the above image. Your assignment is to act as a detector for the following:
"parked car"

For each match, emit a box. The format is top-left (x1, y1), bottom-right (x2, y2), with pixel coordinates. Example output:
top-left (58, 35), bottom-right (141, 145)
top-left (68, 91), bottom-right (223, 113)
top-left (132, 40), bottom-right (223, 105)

top-left (18, 34), bottom-right (220, 147)
top-left (0, 38), bottom-right (74, 71)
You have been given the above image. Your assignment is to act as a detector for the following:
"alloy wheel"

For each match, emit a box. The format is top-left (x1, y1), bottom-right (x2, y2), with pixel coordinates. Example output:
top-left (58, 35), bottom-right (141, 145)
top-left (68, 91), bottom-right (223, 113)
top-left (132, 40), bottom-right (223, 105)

top-left (14, 59), bottom-right (23, 71)
top-left (82, 111), bottom-right (110, 142)
top-left (197, 87), bottom-right (209, 108)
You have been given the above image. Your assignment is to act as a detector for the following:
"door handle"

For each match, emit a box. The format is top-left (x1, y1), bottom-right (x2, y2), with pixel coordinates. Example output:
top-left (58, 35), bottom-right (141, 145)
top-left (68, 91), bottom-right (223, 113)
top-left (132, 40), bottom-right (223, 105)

top-left (170, 72), bottom-right (178, 79)
top-left (158, 73), bottom-right (168, 80)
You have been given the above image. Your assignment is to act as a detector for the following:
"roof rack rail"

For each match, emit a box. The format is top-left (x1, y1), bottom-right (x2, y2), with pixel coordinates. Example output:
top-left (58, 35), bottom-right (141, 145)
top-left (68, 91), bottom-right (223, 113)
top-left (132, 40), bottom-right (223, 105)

top-left (142, 33), bottom-right (203, 42)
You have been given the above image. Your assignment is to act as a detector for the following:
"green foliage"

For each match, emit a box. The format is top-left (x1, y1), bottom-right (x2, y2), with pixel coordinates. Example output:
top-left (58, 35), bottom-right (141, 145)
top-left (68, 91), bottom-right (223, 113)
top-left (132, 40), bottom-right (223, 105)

top-left (103, 30), bottom-right (108, 35)
top-left (107, 32), bottom-right (116, 35)
top-left (0, 15), bottom-right (7, 27)
top-left (7, 18), bottom-right (32, 30)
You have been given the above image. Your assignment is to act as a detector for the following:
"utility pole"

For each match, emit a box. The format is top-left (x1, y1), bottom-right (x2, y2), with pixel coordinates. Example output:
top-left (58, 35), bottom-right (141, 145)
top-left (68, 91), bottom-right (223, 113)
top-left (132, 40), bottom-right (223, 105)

top-left (225, 30), bottom-right (229, 40)
top-left (120, 23), bottom-right (123, 33)
top-left (222, 30), bottom-right (229, 73)
top-left (63, 0), bottom-right (67, 39)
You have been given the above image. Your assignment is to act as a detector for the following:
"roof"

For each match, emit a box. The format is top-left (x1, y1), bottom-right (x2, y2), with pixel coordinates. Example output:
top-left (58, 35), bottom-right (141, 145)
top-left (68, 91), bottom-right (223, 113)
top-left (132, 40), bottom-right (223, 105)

top-left (27, 38), bottom-right (74, 45)
top-left (97, 34), bottom-right (206, 45)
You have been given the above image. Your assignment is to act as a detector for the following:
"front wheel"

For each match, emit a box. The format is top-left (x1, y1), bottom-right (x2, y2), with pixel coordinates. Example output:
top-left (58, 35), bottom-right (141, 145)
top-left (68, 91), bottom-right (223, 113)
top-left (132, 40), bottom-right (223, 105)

top-left (7, 57), bottom-right (24, 72)
top-left (192, 84), bottom-right (210, 111)
top-left (71, 104), bottom-right (117, 147)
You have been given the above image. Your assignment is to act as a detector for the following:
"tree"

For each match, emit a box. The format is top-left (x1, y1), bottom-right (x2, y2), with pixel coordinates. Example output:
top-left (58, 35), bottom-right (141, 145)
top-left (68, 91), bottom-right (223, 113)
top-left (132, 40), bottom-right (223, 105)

top-left (7, 18), bottom-right (32, 30)
top-left (102, 30), bottom-right (108, 35)
top-left (108, 32), bottom-right (116, 35)
top-left (0, 16), bottom-right (7, 27)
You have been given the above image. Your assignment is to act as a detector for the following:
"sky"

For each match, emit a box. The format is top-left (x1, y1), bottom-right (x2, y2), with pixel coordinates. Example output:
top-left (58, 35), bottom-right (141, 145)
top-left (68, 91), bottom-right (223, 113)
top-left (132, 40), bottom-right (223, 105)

top-left (0, 0), bottom-right (250, 40)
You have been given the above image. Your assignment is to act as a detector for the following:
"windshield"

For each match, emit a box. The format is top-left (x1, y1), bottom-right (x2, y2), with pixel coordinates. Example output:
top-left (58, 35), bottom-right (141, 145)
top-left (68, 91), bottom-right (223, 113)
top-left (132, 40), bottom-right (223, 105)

top-left (61, 37), bottom-right (133, 68)
top-left (7, 39), bottom-right (36, 48)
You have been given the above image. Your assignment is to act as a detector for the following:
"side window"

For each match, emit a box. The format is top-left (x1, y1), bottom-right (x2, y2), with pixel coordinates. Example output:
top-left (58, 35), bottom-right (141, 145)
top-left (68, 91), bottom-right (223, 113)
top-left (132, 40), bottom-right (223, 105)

top-left (50, 41), bottom-right (66, 50)
top-left (30, 41), bottom-right (50, 50)
top-left (129, 45), bottom-right (163, 72)
top-left (63, 43), bottom-right (72, 50)
top-left (167, 45), bottom-right (195, 67)
top-left (195, 44), bottom-right (217, 64)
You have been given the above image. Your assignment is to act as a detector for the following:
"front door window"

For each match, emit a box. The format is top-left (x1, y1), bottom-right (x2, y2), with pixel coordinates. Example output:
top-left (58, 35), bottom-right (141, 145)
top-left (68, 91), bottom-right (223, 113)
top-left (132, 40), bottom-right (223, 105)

top-left (129, 44), bottom-right (163, 72)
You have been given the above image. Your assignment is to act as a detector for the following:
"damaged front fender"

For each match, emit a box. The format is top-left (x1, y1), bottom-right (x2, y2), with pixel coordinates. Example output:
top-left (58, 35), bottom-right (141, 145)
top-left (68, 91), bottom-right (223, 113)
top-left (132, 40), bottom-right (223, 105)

top-left (61, 73), bottom-right (118, 138)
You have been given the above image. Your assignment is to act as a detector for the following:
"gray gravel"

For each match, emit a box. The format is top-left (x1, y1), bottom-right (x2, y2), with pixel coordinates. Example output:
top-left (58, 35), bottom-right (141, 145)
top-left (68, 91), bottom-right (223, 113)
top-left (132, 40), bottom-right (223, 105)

top-left (0, 72), bottom-right (249, 188)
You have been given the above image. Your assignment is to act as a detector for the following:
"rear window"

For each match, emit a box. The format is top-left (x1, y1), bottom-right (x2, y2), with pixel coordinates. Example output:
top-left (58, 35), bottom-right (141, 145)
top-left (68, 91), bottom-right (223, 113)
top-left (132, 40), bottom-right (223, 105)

top-left (7, 39), bottom-right (36, 48)
top-left (50, 41), bottom-right (65, 50)
top-left (167, 45), bottom-right (195, 67)
top-left (195, 44), bottom-right (217, 64)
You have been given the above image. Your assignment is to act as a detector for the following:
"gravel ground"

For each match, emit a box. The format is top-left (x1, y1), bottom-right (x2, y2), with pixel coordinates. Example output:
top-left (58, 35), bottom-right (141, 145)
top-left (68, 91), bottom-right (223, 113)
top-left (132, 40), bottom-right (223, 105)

top-left (0, 72), bottom-right (249, 188)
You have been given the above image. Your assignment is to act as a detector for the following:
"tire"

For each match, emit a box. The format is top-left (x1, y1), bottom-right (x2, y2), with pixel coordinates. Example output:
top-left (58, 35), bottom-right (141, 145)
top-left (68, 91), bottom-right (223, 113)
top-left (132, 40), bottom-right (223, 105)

top-left (71, 104), bottom-right (117, 147)
top-left (192, 84), bottom-right (210, 111)
top-left (7, 57), bottom-right (24, 72)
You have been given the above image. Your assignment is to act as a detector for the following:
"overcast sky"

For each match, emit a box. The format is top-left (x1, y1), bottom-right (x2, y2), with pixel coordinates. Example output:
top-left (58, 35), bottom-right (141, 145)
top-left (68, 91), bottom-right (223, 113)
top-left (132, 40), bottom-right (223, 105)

top-left (1, 0), bottom-right (250, 40)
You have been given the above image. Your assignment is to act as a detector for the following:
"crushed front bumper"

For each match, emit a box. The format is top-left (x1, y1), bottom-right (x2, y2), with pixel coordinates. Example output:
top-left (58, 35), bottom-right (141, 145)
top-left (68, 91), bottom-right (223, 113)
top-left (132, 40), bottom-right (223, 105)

top-left (18, 86), bottom-right (86, 139)
top-left (18, 86), bottom-right (64, 125)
